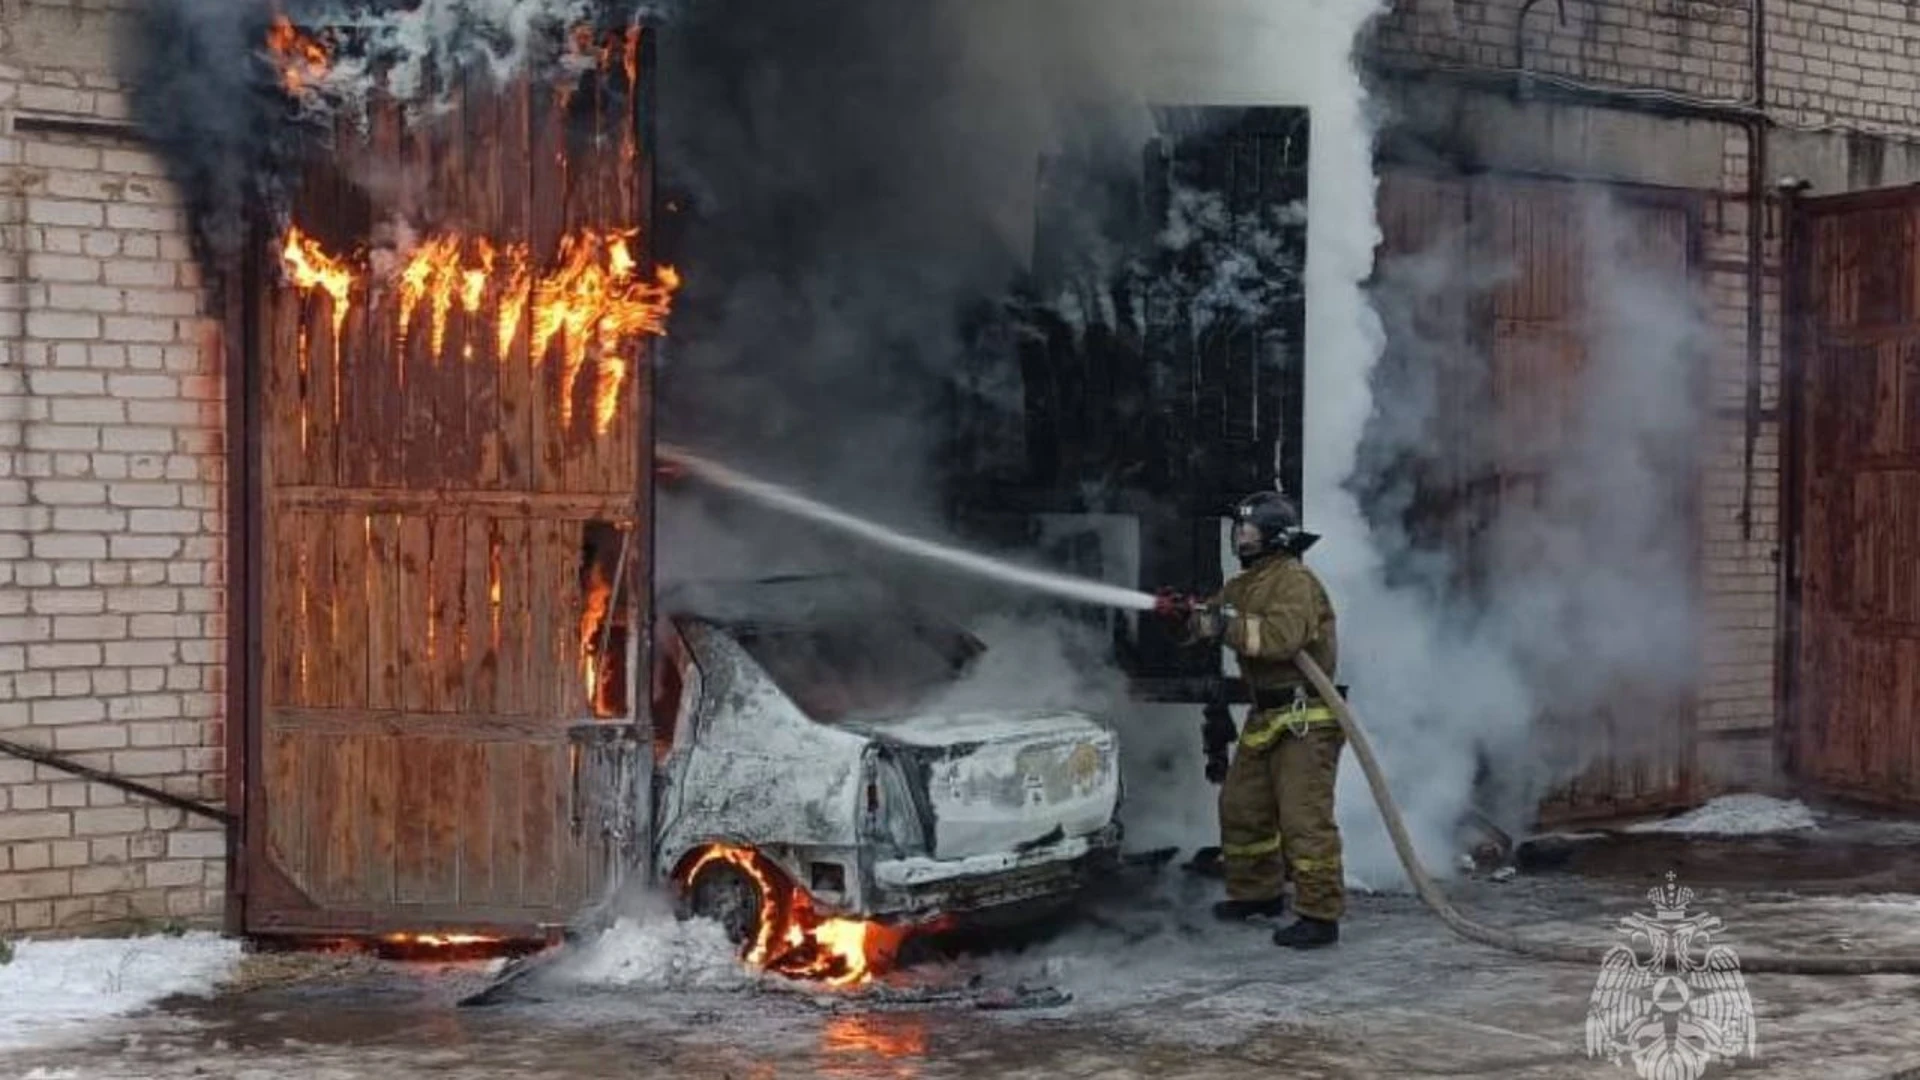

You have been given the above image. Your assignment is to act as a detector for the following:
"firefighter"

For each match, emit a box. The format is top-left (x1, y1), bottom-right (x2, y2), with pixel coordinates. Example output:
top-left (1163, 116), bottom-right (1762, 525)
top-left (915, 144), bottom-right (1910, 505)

top-left (1186, 491), bottom-right (1344, 950)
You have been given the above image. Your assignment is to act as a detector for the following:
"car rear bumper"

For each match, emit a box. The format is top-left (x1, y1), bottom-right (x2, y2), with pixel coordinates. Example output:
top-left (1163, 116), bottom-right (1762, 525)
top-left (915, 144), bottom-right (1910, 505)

top-left (867, 826), bottom-right (1122, 919)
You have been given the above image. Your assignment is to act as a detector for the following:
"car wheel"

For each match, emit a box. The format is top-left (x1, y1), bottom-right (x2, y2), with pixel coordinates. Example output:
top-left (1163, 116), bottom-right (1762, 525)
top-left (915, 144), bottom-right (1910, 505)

top-left (686, 856), bottom-right (774, 949)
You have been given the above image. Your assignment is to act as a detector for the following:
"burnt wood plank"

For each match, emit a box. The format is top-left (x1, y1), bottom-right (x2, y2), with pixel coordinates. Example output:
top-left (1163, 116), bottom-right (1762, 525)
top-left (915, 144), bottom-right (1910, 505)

top-left (521, 742), bottom-right (556, 909)
top-left (306, 285), bottom-right (340, 490)
top-left (363, 733), bottom-right (398, 907)
top-left (395, 736), bottom-right (429, 905)
top-left (333, 509), bottom-right (369, 711)
top-left (270, 285), bottom-right (304, 488)
top-left (398, 516), bottom-right (432, 715)
top-left (367, 514), bottom-right (402, 712)
top-left (489, 741), bottom-right (524, 907)
top-left (265, 507), bottom-right (293, 709)
top-left (265, 729), bottom-right (304, 886)
top-left (458, 740), bottom-right (493, 905)
top-left (430, 514), bottom-right (464, 713)
top-left (498, 517), bottom-right (531, 717)
top-left (527, 517), bottom-right (556, 721)
top-left (424, 736), bottom-right (459, 904)
top-left (337, 299), bottom-right (369, 489)
top-left (465, 514), bottom-right (499, 716)
top-left (325, 734), bottom-right (366, 904)
top-left (498, 72), bottom-right (534, 494)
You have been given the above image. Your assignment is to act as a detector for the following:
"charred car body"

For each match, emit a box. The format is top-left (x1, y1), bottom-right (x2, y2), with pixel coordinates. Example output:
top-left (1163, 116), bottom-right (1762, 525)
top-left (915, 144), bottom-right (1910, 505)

top-left (648, 575), bottom-right (1123, 942)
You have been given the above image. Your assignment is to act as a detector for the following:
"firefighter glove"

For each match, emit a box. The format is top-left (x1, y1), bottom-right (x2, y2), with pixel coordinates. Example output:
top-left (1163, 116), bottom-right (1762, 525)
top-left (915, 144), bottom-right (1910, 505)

top-left (1189, 604), bottom-right (1231, 642)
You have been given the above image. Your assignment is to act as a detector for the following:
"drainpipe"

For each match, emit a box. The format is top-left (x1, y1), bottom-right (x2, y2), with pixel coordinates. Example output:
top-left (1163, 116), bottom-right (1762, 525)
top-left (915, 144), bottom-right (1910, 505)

top-left (1740, 0), bottom-right (1769, 543)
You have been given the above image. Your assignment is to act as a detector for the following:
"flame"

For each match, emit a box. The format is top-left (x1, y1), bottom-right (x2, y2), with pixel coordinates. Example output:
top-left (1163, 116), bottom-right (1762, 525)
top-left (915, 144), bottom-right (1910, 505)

top-left (281, 226), bottom-right (354, 339)
top-left (530, 230), bottom-right (675, 433)
top-left (396, 234), bottom-right (464, 359)
top-left (278, 226), bottom-right (676, 437)
top-left (682, 845), bottom-right (908, 989)
top-left (385, 933), bottom-right (496, 948)
top-left (265, 15), bottom-right (330, 95)
top-left (488, 529), bottom-right (503, 653)
top-left (496, 248), bottom-right (531, 359)
top-left (579, 561), bottom-right (611, 715)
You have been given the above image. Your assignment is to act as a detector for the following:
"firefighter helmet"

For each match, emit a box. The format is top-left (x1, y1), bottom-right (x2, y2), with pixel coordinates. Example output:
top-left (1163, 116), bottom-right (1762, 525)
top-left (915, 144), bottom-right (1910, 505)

top-left (1231, 491), bottom-right (1315, 560)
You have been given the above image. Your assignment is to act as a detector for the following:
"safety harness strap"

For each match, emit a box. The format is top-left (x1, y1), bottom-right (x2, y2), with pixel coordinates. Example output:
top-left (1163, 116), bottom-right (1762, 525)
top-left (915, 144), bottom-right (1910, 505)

top-left (1239, 706), bottom-right (1339, 750)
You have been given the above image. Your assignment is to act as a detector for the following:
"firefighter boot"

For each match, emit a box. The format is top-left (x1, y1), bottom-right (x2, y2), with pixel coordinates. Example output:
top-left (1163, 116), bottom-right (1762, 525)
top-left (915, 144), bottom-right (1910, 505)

top-left (1212, 895), bottom-right (1289, 922)
top-left (1272, 916), bottom-right (1339, 949)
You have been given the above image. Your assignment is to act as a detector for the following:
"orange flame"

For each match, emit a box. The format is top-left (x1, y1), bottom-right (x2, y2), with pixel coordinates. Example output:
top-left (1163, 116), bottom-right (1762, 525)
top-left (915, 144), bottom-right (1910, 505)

top-left (530, 230), bottom-right (676, 433)
top-left (384, 933), bottom-right (497, 948)
top-left (277, 225), bottom-right (677, 437)
top-left (496, 246), bottom-right (531, 360)
top-left (265, 15), bottom-right (330, 95)
top-left (281, 225), bottom-right (353, 339)
top-left (579, 561), bottom-right (612, 716)
top-left (682, 845), bottom-right (908, 989)
top-left (397, 234), bottom-right (464, 359)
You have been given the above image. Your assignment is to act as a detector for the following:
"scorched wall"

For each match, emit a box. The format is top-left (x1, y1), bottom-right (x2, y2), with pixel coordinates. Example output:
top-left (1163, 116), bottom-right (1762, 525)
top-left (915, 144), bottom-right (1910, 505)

top-left (0, 0), bottom-right (227, 935)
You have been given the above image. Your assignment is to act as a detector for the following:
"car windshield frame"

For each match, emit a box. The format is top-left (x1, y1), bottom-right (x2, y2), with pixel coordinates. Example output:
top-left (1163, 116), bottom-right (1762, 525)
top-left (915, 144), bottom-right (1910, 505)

top-left (699, 613), bottom-right (985, 724)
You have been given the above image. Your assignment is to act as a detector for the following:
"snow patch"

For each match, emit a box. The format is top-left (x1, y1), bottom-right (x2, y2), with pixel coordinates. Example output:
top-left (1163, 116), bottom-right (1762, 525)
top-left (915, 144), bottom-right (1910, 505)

top-left (1626, 794), bottom-right (1819, 836)
top-left (552, 914), bottom-right (752, 993)
top-left (0, 933), bottom-right (238, 1051)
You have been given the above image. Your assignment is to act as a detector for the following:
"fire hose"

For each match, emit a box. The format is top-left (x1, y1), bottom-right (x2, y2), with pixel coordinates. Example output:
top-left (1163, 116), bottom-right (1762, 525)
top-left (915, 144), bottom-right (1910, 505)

top-left (1292, 651), bottom-right (1920, 975)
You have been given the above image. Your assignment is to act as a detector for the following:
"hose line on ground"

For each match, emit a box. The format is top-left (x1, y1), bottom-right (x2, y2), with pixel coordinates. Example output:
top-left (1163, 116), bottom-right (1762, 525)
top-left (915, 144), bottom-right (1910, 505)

top-left (1294, 652), bottom-right (1920, 976)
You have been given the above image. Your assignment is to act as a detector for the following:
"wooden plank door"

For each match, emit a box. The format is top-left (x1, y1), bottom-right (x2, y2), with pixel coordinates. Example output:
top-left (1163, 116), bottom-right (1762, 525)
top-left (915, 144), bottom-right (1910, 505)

top-left (1373, 168), bottom-right (1702, 825)
top-left (1785, 188), bottom-right (1920, 808)
top-left (244, 27), bottom-right (660, 938)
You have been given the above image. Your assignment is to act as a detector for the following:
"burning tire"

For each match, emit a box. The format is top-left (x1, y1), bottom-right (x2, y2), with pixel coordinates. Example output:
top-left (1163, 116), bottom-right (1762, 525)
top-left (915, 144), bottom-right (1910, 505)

top-left (680, 847), bottom-right (785, 951)
top-left (677, 844), bottom-right (901, 986)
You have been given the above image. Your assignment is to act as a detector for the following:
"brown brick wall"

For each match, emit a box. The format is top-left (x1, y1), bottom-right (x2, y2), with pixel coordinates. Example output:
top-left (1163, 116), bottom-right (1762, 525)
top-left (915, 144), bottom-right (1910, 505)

top-left (0, 0), bottom-right (226, 935)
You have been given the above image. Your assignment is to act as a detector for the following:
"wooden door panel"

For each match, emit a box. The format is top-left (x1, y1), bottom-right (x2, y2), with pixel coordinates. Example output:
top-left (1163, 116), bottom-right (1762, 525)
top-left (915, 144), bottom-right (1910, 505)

top-left (247, 26), bottom-right (658, 937)
top-left (1789, 187), bottom-right (1920, 809)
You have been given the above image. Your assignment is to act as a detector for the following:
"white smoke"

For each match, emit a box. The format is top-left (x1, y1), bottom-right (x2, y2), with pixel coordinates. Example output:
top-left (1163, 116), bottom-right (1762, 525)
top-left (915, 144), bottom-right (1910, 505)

top-left (943, 1), bottom-right (1710, 889)
top-left (1335, 189), bottom-right (1710, 885)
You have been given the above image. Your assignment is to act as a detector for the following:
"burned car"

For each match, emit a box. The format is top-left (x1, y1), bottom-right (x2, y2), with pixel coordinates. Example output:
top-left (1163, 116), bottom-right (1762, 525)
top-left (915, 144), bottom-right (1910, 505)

top-left (648, 575), bottom-right (1123, 954)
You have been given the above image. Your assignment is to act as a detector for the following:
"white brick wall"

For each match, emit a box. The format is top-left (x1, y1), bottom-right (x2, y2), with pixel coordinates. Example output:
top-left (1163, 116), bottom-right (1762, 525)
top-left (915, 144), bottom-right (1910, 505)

top-left (0, 0), bottom-right (226, 936)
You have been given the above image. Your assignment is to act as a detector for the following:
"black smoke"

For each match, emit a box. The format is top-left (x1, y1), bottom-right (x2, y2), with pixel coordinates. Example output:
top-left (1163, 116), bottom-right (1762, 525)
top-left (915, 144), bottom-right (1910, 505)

top-left (120, 0), bottom-right (290, 275)
top-left (651, 0), bottom-right (1032, 527)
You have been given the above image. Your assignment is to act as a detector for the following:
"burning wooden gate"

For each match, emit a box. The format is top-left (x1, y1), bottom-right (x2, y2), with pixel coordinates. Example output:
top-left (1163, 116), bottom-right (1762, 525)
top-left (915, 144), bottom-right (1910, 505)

top-left (1374, 168), bottom-right (1701, 825)
top-left (238, 24), bottom-right (667, 938)
top-left (1784, 187), bottom-right (1920, 809)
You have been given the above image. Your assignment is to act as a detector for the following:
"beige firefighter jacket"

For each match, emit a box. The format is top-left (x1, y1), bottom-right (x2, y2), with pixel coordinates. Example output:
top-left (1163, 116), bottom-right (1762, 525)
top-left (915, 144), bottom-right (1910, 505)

top-left (1206, 552), bottom-right (1338, 698)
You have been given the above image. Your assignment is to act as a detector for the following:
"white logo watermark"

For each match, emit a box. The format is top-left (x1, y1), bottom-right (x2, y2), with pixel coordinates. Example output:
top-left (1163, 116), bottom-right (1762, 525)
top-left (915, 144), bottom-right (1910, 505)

top-left (1585, 872), bottom-right (1757, 1080)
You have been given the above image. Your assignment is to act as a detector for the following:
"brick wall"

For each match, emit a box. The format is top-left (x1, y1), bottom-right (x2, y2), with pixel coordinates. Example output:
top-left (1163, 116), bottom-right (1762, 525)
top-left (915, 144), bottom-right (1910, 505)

top-left (0, 0), bottom-right (227, 935)
top-left (1769, 0), bottom-right (1920, 133)
top-left (1371, 0), bottom-right (1920, 136)
top-left (1372, 0), bottom-right (1753, 100)
top-left (1693, 133), bottom-right (1784, 783)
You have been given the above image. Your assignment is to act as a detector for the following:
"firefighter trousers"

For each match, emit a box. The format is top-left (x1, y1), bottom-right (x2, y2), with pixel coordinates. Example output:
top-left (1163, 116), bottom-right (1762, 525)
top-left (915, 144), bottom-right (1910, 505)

top-left (1218, 717), bottom-right (1346, 921)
